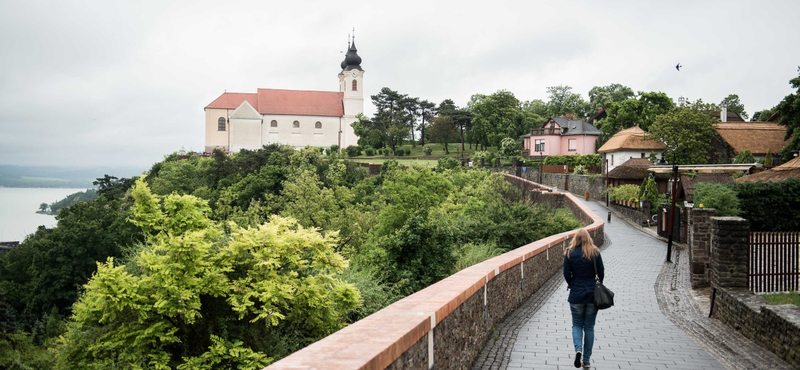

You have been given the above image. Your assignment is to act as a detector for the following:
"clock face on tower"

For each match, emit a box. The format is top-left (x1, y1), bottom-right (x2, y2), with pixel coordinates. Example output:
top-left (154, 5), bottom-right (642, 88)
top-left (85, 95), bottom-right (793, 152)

top-left (351, 71), bottom-right (358, 78)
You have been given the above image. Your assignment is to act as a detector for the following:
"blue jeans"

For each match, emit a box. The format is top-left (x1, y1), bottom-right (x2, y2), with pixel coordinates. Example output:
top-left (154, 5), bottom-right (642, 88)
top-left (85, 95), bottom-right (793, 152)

top-left (570, 303), bottom-right (598, 364)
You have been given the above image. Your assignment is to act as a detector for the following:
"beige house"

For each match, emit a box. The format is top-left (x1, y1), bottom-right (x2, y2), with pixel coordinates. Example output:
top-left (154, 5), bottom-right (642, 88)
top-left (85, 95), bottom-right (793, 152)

top-left (598, 125), bottom-right (666, 172)
top-left (204, 39), bottom-right (364, 153)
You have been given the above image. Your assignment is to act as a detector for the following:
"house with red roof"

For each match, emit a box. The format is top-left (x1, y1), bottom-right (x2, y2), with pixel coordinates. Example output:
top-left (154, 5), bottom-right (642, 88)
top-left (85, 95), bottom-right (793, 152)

top-left (204, 38), bottom-right (364, 153)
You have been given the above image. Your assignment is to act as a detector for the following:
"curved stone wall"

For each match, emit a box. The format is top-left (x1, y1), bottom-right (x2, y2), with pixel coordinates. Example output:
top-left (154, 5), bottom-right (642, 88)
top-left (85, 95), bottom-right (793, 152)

top-left (266, 175), bottom-right (604, 370)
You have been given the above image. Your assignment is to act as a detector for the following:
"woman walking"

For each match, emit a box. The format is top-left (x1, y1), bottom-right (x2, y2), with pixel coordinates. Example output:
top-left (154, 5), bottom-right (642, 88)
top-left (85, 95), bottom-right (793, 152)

top-left (563, 228), bottom-right (604, 369)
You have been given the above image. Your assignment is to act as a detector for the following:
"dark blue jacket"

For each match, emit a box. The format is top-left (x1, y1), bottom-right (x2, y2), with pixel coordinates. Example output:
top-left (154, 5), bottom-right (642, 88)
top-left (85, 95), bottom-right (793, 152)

top-left (563, 245), bottom-right (604, 304)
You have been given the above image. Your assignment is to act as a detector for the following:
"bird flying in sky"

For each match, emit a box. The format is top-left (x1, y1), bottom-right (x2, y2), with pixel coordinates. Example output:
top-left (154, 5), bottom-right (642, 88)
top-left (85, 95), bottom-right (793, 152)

top-left (676, 63), bottom-right (682, 71)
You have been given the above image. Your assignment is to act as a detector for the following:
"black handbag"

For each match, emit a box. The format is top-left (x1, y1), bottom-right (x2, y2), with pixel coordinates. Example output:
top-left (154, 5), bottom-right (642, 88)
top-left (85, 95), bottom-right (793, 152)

top-left (592, 257), bottom-right (614, 310)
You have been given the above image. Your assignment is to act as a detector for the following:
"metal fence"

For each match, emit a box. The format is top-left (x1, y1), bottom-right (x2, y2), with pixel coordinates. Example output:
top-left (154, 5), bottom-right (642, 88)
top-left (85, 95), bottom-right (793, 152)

top-left (748, 231), bottom-right (800, 293)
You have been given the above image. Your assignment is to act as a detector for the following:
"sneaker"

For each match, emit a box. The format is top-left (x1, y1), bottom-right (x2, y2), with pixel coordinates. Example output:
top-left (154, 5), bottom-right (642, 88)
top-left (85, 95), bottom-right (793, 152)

top-left (573, 351), bottom-right (582, 368)
top-left (582, 363), bottom-right (591, 369)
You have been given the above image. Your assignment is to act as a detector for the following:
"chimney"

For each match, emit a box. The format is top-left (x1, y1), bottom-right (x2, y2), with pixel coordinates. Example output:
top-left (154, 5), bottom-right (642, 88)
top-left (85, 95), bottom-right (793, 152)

top-left (720, 102), bottom-right (728, 122)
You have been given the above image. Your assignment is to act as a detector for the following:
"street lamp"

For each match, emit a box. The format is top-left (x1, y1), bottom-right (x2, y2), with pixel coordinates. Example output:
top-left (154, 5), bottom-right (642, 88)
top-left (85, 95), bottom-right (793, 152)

top-left (666, 164), bottom-right (679, 263)
top-left (605, 158), bottom-right (609, 206)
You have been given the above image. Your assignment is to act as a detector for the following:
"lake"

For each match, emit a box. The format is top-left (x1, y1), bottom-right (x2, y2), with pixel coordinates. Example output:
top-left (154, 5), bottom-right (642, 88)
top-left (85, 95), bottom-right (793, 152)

top-left (0, 187), bottom-right (89, 242)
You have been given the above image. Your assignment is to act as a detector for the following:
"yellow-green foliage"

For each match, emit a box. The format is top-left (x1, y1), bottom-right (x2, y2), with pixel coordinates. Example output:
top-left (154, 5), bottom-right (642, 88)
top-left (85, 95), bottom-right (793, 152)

top-left (55, 178), bottom-right (359, 370)
top-left (604, 184), bottom-right (640, 202)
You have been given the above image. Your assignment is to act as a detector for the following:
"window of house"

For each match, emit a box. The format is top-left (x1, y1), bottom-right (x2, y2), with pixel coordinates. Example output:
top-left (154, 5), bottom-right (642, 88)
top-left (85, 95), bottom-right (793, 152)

top-left (568, 139), bottom-right (576, 151)
top-left (270, 120), bottom-right (278, 127)
top-left (641, 153), bottom-right (645, 158)
top-left (352, 80), bottom-right (357, 91)
top-left (534, 139), bottom-right (545, 152)
top-left (315, 121), bottom-right (322, 129)
top-left (611, 155), bottom-right (614, 166)
top-left (218, 117), bottom-right (226, 131)
top-left (293, 120), bottom-right (300, 128)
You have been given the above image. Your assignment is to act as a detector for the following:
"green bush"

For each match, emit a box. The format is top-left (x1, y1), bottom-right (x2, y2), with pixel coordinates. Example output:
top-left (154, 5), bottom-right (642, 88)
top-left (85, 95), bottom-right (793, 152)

top-left (365, 147), bottom-right (375, 156)
top-left (733, 149), bottom-right (755, 164)
top-left (396, 149), bottom-right (404, 156)
top-left (405, 149), bottom-right (411, 156)
top-left (423, 147), bottom-right (433, 156)
top-left (639, 176), bottom-right (659, 207)
top-left (329, 144), bottom-right (339, 154)
top-left (543, 154), bottom-right (601, 166)
top-left (693, 182), bottom-right (740, 216)
top-left (452, 242), bottom-right (503, 273)
top-left (436, 157), bottom-right (461, 171)
top-left (733, 178), bottom-right (800, 231)
top-left (604, 184), bottom-right (640, 202)
top-left (345, 145), bottom-right (360, 157)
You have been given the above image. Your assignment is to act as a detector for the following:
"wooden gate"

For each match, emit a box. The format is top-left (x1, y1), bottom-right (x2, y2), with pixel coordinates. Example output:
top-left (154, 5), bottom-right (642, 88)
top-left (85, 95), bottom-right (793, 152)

top-left (748, 230), bottom-right (800, 293)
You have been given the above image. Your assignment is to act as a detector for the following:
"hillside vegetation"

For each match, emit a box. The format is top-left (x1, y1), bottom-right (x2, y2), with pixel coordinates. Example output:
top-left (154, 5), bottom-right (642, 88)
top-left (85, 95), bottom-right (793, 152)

top-left (0, 145), bottom-right (582, 369)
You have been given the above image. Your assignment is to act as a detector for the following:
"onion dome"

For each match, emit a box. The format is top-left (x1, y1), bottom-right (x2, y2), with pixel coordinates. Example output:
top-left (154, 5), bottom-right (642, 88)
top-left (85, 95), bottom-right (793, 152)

top-left (344, 41), bottom-right (362, 67)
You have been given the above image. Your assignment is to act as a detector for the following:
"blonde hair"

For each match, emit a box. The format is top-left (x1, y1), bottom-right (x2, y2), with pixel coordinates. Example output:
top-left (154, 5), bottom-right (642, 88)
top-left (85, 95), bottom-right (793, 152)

top-left (564, 228), bottom-right (599, 260)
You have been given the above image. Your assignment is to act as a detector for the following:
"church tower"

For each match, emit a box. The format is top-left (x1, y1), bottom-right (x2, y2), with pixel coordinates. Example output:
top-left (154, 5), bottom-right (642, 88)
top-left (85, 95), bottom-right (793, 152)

top-left (338, 32), bottom-right (364, 149)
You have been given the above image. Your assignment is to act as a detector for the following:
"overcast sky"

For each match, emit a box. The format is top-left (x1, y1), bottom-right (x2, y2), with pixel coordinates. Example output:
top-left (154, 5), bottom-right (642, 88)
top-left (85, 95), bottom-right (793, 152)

top-left (1, 0), bottom-right (799, 169)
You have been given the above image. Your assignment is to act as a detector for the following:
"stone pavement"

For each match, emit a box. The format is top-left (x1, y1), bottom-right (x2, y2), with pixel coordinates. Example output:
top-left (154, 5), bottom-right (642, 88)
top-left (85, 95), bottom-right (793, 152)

top-left (472, 196), bottom-right (793, 370)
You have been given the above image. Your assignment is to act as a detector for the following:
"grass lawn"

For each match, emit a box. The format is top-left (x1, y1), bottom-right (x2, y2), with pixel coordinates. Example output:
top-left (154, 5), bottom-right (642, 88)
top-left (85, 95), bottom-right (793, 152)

top-left (762, 291), bottom-right (800, 307)
top-left (360, 142), bottom-right (495, 158)
top-left (353, 158), bottom-right (440, 167)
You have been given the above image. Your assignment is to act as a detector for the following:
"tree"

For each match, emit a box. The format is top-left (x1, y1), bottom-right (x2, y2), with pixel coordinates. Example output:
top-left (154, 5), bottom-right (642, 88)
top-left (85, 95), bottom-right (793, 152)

top-left (775, 67), bottom-right (800, 154)
top-left (428, 115), bottom-right (456, 154)
top-left (54, 178), bottom-right (359, 369)
top-left (721, 94), bottom-right (749, 120)
top-left (470, 90), bottom-right (521, 149)
top-left (596, 91), bottom-right (674, 145)
top-left (38, 203), bottom-right (48, 212)
top-left (587, 84), bottom-right (635, 113)
top-left (418, 100), bottom-right (436, 146)
top-left (438, 99), bottom-right (473, 154)
top-left (356, 87), bottom-right (414, 154)
top-left (400, 96), bottom-right (420, 147)
top-left (545, 85), bottom-right (589, 119)
top-left (646, 99), bottom-right (717, 165)
top-left (639, 175), bottom-right (658, 207)
top-left (752, 108), bottom-right (775, 122)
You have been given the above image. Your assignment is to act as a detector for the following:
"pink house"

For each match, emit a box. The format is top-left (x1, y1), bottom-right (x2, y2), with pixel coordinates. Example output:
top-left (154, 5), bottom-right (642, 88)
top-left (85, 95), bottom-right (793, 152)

top-left (521, 116), bottom-right (601, 158)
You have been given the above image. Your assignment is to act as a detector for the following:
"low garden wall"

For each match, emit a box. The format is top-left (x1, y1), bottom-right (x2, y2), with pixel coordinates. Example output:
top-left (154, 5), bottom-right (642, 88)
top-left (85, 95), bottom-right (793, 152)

top-left (711, 288), bottom-right (800, 369)
top-left (265, 175), bottom-right (604, 370)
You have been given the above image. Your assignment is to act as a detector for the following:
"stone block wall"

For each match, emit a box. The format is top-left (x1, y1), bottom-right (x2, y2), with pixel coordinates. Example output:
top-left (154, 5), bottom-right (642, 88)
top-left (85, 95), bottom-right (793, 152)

top-left (688, 208), bottom-right (715, 288)
top-left (710, 217), bottom-right (750, 289)
top-left (265, 175), bottom-right (603, 370)
top-left (711, 287), bottom-right (800, 369)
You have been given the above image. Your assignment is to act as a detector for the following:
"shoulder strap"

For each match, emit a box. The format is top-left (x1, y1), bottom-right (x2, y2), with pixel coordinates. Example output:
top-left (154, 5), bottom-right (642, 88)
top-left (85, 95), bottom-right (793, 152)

top-left (592, 257), bottom-right (600, 281)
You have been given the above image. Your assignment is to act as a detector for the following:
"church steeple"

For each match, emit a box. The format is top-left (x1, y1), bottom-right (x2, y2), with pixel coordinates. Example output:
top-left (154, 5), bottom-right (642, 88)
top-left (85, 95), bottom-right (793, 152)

top-left (340, 31), bottom-right (362, 71)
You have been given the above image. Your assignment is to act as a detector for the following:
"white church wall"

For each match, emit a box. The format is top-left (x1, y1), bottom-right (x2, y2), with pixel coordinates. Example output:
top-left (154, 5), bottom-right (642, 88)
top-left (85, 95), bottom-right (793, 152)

top-left (261, 115), bottom-right (342, 150)
top-left (229, 118), bottom-right (262, 152)
top-left (205, 108), bottom-right (230, 152)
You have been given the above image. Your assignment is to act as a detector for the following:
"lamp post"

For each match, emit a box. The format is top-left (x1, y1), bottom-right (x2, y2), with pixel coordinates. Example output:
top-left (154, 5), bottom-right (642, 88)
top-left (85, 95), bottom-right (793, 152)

top-left (666, 164), bottom-right (678, 263)
top-left (537, 150), bottom-right (543, 184)
top-left (605, 158), bottom-right (609, 206)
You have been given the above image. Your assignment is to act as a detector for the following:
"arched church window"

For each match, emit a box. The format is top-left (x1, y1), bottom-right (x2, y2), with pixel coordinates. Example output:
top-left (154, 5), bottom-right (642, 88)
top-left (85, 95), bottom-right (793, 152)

top-left (218, 117), bottom-right (226, 131)
top-left (293, 120), bottom-right (300, 128)
top-left (270, 120), bottom-right (278, 127)
top-left (352, 80), bottom-right (357, 91)
top-left (315, 121), bottom-right (322, 129)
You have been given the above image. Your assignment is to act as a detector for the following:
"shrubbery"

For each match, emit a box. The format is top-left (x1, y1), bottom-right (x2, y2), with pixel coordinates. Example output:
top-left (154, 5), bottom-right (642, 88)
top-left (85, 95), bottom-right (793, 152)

top-left (693, 182), bottom-right (740, 216)
top-left (543, 154), bottom-right (601, 166)
top-left (732, 178), bottom-right (800, 231)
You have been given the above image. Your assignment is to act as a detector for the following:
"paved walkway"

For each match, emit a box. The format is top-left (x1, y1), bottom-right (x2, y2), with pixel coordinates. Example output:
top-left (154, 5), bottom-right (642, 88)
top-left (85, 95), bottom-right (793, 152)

top-left (472, 196), bottom-right (793, 370)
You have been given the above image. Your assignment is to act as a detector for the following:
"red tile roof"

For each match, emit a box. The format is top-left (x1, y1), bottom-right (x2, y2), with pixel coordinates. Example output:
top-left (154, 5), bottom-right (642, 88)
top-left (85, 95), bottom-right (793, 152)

top-left (205, 89), bottom-right (344, 117)
top-left (257, 88), bottom-right (343, 116)
top-left (205, 92), bottom-right (258, 110)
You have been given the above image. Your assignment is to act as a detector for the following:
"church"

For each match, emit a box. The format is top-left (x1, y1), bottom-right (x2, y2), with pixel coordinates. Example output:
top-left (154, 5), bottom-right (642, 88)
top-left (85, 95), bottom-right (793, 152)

top-left (204, 37), bottom-right (364, 153)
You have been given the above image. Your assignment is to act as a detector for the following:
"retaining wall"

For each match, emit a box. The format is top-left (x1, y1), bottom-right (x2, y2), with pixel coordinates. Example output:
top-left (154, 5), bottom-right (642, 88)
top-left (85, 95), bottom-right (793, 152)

top-left (266, 175), bottom-right (604, 370)
top-left (711, 288), bottom-right (800, 369)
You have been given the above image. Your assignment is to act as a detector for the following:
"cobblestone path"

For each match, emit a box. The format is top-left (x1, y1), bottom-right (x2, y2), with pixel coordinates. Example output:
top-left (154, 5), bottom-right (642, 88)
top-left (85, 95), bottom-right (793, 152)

top-left (471, 196), bottom-right (792, 370)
